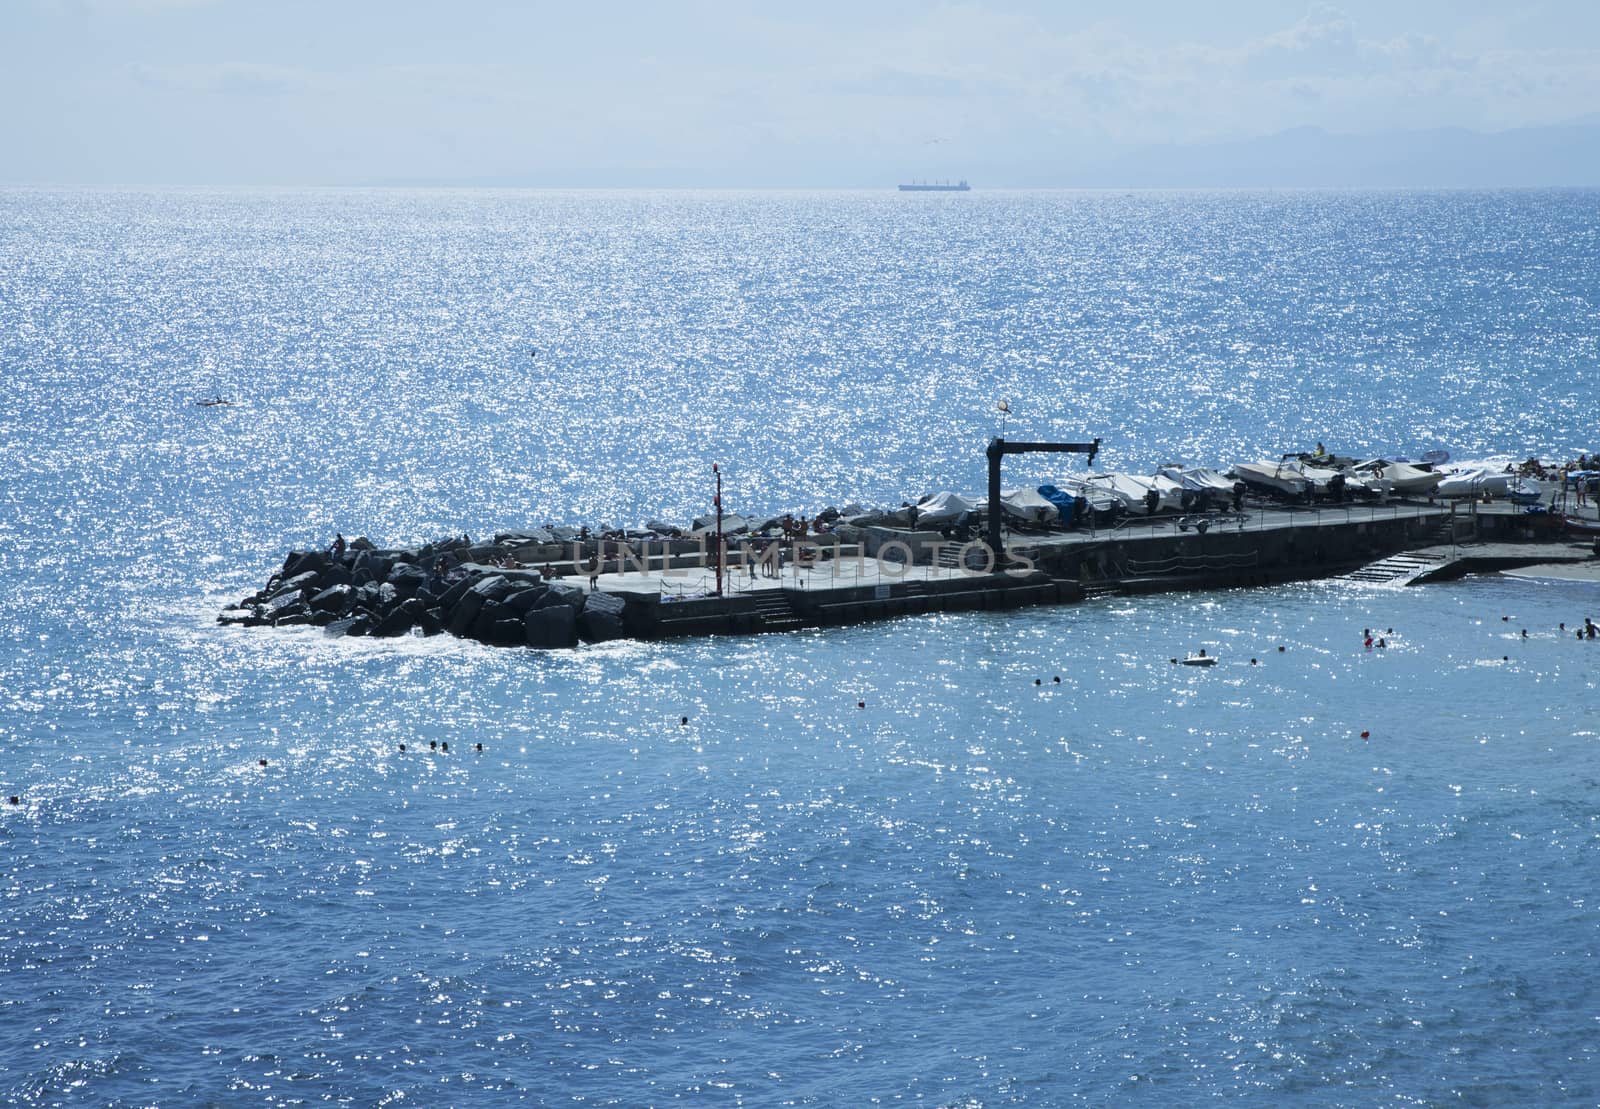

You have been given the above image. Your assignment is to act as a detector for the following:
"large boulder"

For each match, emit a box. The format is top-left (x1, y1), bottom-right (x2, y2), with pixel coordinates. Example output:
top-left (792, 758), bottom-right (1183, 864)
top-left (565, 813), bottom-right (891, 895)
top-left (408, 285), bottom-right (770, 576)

top-left (282, 550), bottom-right (328, 579)
top-left (471, 599), bottom-right (511, 642)
top-left (324, 613), bottom-right (371, 637)
top-left (433, 573), bottom-right (481, 612)
top-left (534, 582), bottom-right (585, 611)
top-left (446, 575), bottom-right (512, 637)
top-left (388, 562), bottom-right (427, 594)
top-left (371, 597), bottom-right (425, 638)
top-left (268, 571), bottom-right (322, 601)
top-left (525, 604), bottom-right (578, 648)
top-left (263, 591), bottom-right (307, 620)
top-left (503, 586), bottom-right (548, 614)
top-left (578, 591), bottom-right (627, 643)
top-left (308, 584), bottom-right (353, 614)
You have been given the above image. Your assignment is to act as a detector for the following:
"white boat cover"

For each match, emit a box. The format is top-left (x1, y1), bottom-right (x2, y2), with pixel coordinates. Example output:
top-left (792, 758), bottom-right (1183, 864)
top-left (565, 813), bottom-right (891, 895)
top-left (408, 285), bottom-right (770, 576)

top-left (1232, 460), bottom-right (1311, 496)
top-left (1437, 468), bottom-right (1513, 497)
top-left (1082, 472), bottom-right (1159, 511)
top-left (1147, 472), bottom-right (1185, 506)
top-left (998, 487), bottom-right (1059, 524)
top-left (1159, 466), bottom-right (1237, 496)
top-left (1052, 477), bottom-right (1119, 513)
top-left (690, 513), bottom-right (751, 535)
top-left (914, 491), bottom-right (974, 526)
top-left (1351, 459), bottom-right (1444, 494)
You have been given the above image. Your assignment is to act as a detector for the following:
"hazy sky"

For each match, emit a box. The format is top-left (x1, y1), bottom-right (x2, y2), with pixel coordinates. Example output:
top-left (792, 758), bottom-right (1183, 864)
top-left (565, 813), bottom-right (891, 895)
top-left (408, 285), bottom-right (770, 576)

top-left (5, 0), bottom-right (1599, 185)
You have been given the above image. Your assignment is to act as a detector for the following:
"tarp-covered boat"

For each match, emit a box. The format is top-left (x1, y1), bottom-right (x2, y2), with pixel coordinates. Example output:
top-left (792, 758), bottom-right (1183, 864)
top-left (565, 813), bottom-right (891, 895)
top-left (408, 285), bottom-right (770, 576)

top-left (914, 491), bottom-right (975, 526)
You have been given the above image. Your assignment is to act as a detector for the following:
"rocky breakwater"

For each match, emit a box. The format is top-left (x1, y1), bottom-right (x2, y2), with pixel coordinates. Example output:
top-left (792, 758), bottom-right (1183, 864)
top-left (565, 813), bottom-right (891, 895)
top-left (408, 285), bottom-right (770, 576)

top-left (217, 535), bottom-right (629, 649)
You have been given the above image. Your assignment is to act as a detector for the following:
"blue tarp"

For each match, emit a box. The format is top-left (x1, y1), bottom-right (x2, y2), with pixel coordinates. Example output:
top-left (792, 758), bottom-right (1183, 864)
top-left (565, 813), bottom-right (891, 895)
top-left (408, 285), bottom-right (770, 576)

top-left (1037, 485), bottom-right (1077, 526)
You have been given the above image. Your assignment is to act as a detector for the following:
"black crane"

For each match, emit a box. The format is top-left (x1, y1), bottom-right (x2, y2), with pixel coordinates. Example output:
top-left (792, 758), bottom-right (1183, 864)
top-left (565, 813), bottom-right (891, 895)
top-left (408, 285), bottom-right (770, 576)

top-left (985, 436), bottom-right (1102, 560)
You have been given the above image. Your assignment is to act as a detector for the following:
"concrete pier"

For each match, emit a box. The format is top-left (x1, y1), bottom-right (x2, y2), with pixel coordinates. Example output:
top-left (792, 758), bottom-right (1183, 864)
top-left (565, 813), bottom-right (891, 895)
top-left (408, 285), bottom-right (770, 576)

top-left (219, 492), bottom-right (1596, 649)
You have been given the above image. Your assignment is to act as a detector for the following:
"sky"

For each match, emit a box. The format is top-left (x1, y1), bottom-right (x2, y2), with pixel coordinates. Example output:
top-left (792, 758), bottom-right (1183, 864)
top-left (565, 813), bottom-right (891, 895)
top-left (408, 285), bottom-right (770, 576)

top-left (4, 0), bottom-right (1600, 186)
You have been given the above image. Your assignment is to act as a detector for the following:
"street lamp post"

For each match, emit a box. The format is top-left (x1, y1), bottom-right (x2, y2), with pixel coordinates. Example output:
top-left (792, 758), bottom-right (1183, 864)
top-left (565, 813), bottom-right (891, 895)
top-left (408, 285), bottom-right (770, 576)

top-left (713, 463), bottom-right (724, 597)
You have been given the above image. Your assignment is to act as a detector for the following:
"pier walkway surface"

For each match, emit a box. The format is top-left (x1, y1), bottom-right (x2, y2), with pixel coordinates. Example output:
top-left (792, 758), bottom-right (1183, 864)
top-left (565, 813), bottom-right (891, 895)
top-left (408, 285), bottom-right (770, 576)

top-left (222, 487), bottom-right (1599, 649)
top-left (579, 497), bottom-right (1594, 606)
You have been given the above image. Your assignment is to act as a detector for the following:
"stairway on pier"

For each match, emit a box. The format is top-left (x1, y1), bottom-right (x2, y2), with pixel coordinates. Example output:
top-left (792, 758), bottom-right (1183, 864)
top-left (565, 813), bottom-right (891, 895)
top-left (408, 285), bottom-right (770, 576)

top-left (1341, 552), bottom-right (1446, 586)
top-left (749, 590), bottom-right (804, 630)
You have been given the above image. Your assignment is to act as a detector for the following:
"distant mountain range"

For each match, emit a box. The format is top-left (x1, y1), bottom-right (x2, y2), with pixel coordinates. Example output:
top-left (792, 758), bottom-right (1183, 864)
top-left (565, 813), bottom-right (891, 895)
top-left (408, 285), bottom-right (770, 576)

top-left (1021, 118), bottom-right (1600, 189)
top-left (364, 119), bottom-right (1600, 191)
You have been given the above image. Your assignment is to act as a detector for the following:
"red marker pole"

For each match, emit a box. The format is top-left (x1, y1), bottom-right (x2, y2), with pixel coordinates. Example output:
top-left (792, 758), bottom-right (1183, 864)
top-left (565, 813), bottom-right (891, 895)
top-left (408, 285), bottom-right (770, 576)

top-left (713, 463), bottom-right (724, 597)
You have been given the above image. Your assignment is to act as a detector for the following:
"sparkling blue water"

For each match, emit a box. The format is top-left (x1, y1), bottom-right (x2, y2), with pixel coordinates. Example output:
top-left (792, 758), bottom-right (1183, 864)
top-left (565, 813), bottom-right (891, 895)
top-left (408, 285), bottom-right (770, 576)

top-left (3, 187), bottom-right (1600, 1106)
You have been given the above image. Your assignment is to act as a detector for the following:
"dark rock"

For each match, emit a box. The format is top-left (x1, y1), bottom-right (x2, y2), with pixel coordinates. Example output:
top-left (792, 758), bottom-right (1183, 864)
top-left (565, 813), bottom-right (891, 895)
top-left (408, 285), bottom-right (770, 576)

top-left (351, 567), bottom-right (374, 588)
top-left (388, 563), bottom-right (427, 593)
top-left (471, 599), bottom-right (510, 641)
top-left (503, 586), bottom-right (548, 614)
top-left (323, 614), bottom-right (363, 637)
top-left (448, 585), bottom-right (492, 637)
top-left (434, 574), bottom-right (482, 612)
top-left (268, 571), bottom-right (322, 602)
top-left (417, 608), bottom-right (444, 636)
top-left (270, 600), bottom-right (308, 624)
top-left (526, 603), bottom-right (578, 648)
top-left (472, 574), bottom-right (517, 603)
top-left (578, 591), bottom-right (627, 642)
top-left (308, 584), bottom-right (353, 614)
top-left (489, 617), bottom-right (527, 646)
top-left (371, 598), bottom-right (425, 638)
top-left (534, 582), bottom-right (585, 611)
top-left (263, 590), bottom-right (306, 618)
top-left (282, 550), bottom-right (328, 579)
top-left (321, 564), bottom-right (352, 587)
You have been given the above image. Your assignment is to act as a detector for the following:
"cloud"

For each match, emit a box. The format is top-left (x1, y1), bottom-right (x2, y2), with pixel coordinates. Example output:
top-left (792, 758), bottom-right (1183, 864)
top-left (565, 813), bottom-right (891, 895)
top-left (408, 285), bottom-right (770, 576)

top-left (128, 61), bottom-right (312, 96)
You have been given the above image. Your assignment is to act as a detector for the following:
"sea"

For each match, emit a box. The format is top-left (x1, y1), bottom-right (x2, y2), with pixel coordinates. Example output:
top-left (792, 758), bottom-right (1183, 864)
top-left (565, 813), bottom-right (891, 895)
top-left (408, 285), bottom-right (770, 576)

top-left (2, 186), bottom-right (1599, 1106)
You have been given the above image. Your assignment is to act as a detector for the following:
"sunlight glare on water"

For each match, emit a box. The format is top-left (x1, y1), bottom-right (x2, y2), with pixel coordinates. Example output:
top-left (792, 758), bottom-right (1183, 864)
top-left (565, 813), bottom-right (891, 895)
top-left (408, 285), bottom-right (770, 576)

top-left (2, 187), bottom-right (1599, 1105)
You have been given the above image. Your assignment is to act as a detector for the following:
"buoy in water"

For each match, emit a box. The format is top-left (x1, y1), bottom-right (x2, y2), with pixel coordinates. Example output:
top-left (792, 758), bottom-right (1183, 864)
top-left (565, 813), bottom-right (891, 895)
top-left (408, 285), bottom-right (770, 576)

top-left (1361, 730), bottom-right (1370, 740)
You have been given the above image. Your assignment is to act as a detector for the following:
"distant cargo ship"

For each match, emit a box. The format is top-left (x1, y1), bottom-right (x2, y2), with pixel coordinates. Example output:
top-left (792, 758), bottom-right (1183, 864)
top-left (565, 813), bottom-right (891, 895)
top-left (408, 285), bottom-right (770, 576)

top-left (898, 180), bottom-right (971, 192)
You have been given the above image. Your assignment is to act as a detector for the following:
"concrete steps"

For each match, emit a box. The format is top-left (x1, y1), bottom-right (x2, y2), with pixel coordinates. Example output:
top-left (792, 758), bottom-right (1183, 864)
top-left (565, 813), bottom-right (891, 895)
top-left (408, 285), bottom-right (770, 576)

top-left (750, 590), bottom-right (804, 630)
top-left (1341, 553), bottom-right (1446, 586)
